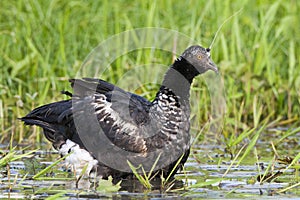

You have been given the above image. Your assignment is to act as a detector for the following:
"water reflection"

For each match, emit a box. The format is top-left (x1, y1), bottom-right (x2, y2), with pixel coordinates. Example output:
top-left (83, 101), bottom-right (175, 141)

top-left (1, 131), bottom-right (300, 199)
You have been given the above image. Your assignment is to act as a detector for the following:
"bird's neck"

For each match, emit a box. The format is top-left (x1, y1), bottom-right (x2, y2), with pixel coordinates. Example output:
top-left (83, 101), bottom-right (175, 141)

top-left (161, 57), bottom-right (199, 102)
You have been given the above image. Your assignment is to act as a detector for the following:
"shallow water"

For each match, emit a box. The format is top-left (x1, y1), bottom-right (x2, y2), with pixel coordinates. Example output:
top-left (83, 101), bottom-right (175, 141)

top-left (1, 130), bottom-right (300, 199)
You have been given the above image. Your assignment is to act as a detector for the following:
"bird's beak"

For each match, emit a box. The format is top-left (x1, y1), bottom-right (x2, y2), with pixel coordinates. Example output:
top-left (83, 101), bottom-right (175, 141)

top-left (208, 60), bottom-right (219, 73)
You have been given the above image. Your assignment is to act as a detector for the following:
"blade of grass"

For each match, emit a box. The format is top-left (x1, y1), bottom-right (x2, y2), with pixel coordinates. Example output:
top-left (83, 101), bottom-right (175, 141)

top-left (164, 153), bottom-right (184, 183)
top-left (188, 178), bottom-right (223, 188)
top-left (275, 126), bottom-right (300, 145)
top-left (223, 143), bottom-right (246, 177)
top-left (276, 181), bottom-right (300, 194)
top-left (146, 152), bottom-right (161, 180)
top-left (282, 152), bottom-right (300, 174)
top-left (127, 161), bottom-right (151, 189)
top-left (45, 192), bottom-right (68, 200)
top-left (235, 129), bottom-right (261, 166)
top-left (33, 153), bottom-right (71, 179)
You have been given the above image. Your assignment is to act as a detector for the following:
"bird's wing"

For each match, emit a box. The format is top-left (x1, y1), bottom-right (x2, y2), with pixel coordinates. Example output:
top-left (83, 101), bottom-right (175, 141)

top-left (69, 78), bottom-right (152, 153)
top-left (69, 78), bottom-right (151, 126)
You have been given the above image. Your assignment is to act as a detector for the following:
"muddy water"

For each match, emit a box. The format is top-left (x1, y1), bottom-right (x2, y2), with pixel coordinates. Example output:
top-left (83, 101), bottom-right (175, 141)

top-left (1, 131), bottom-right (300, 199)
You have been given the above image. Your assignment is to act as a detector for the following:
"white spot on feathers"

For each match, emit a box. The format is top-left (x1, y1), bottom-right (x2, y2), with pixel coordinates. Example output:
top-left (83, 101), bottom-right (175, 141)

top-left (59, 139), bottom-right (98, 177)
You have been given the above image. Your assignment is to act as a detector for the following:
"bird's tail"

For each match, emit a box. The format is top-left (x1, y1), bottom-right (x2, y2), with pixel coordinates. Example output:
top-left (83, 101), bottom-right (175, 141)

top-left (19, 100), bottom-right (72, 148)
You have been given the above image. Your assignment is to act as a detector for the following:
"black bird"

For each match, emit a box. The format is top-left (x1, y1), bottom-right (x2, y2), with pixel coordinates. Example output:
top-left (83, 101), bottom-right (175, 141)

top-left (20, 45), bottom-right (218, 180)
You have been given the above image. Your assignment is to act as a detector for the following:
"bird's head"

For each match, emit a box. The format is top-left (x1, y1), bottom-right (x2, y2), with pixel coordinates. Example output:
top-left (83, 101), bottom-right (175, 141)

top-left (180, 45), bottom-right (218, 74)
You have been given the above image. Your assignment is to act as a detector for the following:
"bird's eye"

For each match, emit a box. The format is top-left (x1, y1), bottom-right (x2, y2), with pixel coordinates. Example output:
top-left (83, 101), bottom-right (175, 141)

top-left (197, 55), bottom-right (202, 60)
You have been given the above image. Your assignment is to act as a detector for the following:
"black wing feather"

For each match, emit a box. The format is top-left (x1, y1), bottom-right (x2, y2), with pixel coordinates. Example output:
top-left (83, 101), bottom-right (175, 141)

top-left (70, 78), bottom-right (151, 126)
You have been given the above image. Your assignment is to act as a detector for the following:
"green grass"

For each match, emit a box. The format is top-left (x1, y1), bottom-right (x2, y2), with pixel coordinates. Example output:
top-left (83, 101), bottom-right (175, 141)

top-left (1, 0), bottom-right (299, 143)
top-left (0, 0), bottom-right (300, 196)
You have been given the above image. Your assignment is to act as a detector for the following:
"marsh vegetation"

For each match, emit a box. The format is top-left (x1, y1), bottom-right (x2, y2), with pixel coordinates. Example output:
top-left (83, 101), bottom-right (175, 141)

top-left (0, 0), bottom-right (299, 199)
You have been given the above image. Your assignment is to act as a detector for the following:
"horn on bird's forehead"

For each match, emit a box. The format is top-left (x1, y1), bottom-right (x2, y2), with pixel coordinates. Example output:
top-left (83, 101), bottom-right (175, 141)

top-left (209, 8), bottom-right (243, 50)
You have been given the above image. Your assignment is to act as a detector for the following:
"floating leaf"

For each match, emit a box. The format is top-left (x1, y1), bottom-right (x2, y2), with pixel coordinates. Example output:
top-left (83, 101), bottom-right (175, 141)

top-left (96, 176), bottom-right (121, 193)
